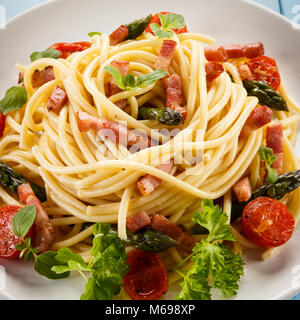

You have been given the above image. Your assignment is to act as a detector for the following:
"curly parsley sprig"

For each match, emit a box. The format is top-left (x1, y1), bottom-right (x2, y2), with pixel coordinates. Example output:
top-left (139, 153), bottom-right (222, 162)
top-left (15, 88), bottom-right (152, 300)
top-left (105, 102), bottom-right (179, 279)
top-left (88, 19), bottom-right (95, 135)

top-left (175, 200), bottom-right (244, 300)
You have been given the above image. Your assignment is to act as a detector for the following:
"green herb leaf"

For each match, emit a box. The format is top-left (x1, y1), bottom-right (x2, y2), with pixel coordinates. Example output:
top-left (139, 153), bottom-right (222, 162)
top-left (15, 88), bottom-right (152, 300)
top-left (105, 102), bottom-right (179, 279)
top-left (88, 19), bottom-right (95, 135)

top-left (88, 32), bottom-right (102, 37)
top-left (176, 240), bottom-right (244, 300)
top-left (11, 206), bottom-right (36, 238)
top-left (150, 23), bottom-right (173, 38)
top-left (52, 260), bottom-right (90, 274)
top-left (34, 251), bottom-right (70, 280)
top-left (55, 247), bottom-right (86, 266)
top-left (258, 146), bottom-right (279, 184)
top-left (193, 200), bottom-right (235, 242)
top-left (158, 13), bottom-right (185, 30)
top-left (15, 243), bottom-right (27, 251)
top-left (123, 74), bottom-right (136, 89)
top-left (136, 68), bottom-right (167, 87)
top-left (87, 223), bottom-right (129, 300)
top-left (266, 164), bottom-right (279, 184)
top-left (150, 13), bottom-right (185, 38)
top-left (81, 277), bottom-right (107, 300)
top-left (125, 14), bottom-right (152, 40)
top-left (176, 200), bottom-right (244, 300)
top-left (104, 66), bottom-right (125, 90)
top-left (0, 86), bottom-right (28, 114)
top-left (104, 65), bottom-right (167, 92)
top-left (258, 146), bottom-right (276, 164)
top-left (30, 48), bottom-right (61, 62)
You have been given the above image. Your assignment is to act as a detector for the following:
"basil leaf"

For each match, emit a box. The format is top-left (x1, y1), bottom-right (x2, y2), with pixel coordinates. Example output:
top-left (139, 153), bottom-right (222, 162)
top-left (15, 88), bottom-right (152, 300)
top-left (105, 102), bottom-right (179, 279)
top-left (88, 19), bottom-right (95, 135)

top-left (34, 251), bottom-right (70, 280)
top-left (258, 146), bottom-right (279, 184)
top-left (55, 247), bottom-right (87, 268)
top-left (123, 74), bottom-right (136, 89)
top-left (88, 32), bottom-right (102, 37)
top-left (30, 48), bottom-right (61, 62)
top-left (15, 243), bottom-right (27, 251)
top-left (158, 13), bottom-right (185, 30)
top-left (266, 165), bottom-right (279, 184)
top-left (136, 68), bottom-right (167, 87)
top-left (11, 206), bottom-right (36, 238)
top-left (150, 23), bottom-right (173, 38)
top-left (104, 66), bottom-right (125, 90)
top-left (258, 146), bottom-right (276, 164)
top-left (0, 86), bottom-right (28, 114)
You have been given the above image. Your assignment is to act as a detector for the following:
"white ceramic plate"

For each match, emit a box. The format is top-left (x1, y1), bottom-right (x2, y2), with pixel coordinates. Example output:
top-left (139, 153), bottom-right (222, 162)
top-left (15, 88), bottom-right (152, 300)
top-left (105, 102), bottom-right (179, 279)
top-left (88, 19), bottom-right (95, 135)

top-left (1, 0), bottom-right (300, 300)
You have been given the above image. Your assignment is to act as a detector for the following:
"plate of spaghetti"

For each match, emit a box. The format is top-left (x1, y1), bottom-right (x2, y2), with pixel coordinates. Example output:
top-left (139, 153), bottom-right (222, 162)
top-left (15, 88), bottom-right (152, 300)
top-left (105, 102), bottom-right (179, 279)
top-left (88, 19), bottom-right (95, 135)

top-left (1, 0), bottom-right (300, 300)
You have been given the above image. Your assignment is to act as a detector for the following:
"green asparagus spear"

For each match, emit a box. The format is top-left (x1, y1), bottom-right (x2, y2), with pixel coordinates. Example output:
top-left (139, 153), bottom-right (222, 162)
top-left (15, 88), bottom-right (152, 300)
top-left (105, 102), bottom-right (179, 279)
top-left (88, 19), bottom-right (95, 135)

top-left (231, 170), bottom-right (300, 220)
top-left (0, 160), bottom-right (47, 202)
top-left (125, 14), bottom-right (152, 40)
top-left (252, 170), bottom-right (300, 200)
top-left (138, 106), bottom-right (183, 126)
top-left (242, 80), bottom-right (288, 112)
top-left (106, 227), bottom-right (177, 252)
top-left (126, 229), bottom-right (177, 252)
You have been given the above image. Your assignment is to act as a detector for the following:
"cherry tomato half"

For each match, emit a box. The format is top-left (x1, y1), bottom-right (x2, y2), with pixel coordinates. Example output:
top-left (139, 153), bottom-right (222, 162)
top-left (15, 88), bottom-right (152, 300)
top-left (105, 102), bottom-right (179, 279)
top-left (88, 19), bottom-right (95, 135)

top-left (241, 197), bottom-right (294, 248)
top-left (245, 56), bottom-right (281, 91)
top-left (50, 42), bottom-right (91, 59)
top-left (145, 12), bottom-right (188, 35)
top-left (0, 113), bottom-right (5, 138)
top-left (0, 205), bottom-right (36, 259)
top-left (123, 249), bottom-right (169, 300)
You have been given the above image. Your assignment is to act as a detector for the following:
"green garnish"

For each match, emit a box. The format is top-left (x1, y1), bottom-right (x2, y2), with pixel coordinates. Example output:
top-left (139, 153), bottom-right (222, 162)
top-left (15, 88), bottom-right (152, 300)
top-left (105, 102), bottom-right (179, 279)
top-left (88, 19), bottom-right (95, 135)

top-left (175, 200), bottom-right (244, 300)
top-left (104, 66), bottom-right (167, 91)
top-left (0, 86), bottom-right (27, 114)
top-left (150, 13), bottom-right (185, 38)
top-left (30, 48), bottom-right (61, 62)
top-left (258, 146), bottom-right (279, 184)
top-left (125, 14), bottom-right (152, 39)
top-left (138, 106), bottom-right (183, 126)
top-left (231, 169), bottom-right (300, 221)
top-left (0, 160), bottom-right (47, 202)
top-left (242, 80), bottom-right (289, 112)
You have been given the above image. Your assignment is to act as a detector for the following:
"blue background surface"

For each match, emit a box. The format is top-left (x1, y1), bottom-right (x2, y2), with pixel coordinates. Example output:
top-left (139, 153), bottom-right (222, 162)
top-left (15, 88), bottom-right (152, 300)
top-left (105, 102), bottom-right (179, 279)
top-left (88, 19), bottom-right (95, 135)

top-left (0, 0), bottom-right (300, 300)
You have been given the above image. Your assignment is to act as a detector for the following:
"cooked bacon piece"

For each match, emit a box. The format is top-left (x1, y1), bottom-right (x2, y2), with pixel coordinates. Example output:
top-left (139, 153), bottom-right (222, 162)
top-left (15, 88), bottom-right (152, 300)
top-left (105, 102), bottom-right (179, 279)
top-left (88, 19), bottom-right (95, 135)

top-left (155, 40), bottom-right (177, 73)
top-left (106, 60), bottom-right (130, 110)
top-left (163, 74), bottom-right (186, 119)
top-left (177, 233), bottom-right (196, 253)
top-left (242, 42), bottom-right (265, 59)
top-left (233, 176), bottom-right (252, 202)
top-left (109, 25), bottom-right (129, 46)
top-left (46, 86), bottom-right (68, 114)
top-left (137, 159), bottom-right (174, 196)
top-left (76, 111), bottom-right (150, 151)
top-left (204, 46), bottom-right (228, 62)
top-left (223, 42), bottom-right (264, 59)
top-left (238, 64), bottom-right (252, 80)
top-left (31, 66), bottom-right (55, 88)
top-left (151, 214), bottom-right (195, 253)
top-left (17, 183), bottom-right (55, 253)
top-left (205, 42), bottom-right (264, 62)
top-left (126, 211), bottom-right (151, 234)
top-left (266, 123), bottom-right (284, 175)
top-left (205, 62), bottom-right (224, 82)
top-left (241, 105), bottom-right (273, 137)
top-left (151, 214), bottom-right (183, 240)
